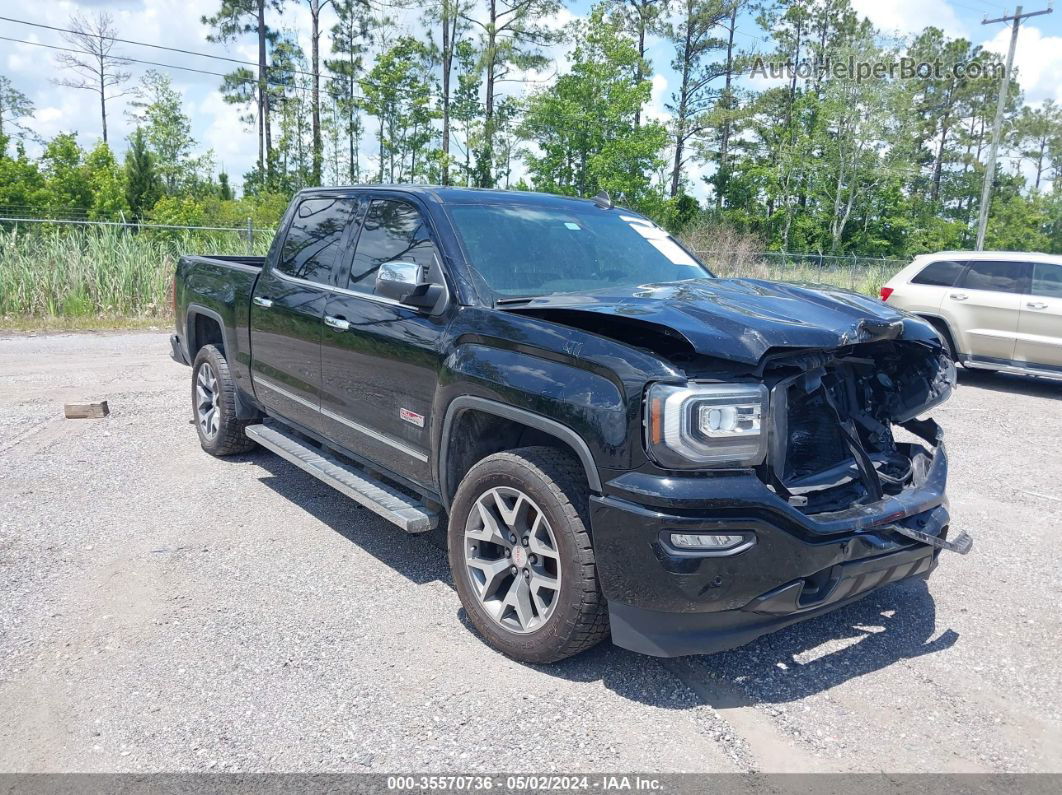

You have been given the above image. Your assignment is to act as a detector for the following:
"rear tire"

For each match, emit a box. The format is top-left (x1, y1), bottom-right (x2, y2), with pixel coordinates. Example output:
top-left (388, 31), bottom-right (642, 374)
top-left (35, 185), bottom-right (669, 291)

top-left (448, 446), bottom-right (608, 663)
top-left (191, 344), bottom-right (256, 457)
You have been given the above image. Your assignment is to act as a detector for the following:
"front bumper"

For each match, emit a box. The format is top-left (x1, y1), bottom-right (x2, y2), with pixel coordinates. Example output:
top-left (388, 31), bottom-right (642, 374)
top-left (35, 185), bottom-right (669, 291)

top-left (591, 444), bottom-right (953, 657)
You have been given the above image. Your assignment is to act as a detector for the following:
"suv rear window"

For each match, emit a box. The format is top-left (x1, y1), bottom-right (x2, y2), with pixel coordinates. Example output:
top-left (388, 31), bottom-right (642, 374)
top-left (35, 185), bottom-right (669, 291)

top-left (957, 260), bottom-right (1029, 294)
top-left (911, 259), bottom-right (964, 286)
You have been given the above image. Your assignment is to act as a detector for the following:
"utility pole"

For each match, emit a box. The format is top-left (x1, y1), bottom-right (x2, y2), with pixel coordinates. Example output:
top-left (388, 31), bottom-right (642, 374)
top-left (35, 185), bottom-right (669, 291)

top-left (975, 4), bottom-right (1054, 250)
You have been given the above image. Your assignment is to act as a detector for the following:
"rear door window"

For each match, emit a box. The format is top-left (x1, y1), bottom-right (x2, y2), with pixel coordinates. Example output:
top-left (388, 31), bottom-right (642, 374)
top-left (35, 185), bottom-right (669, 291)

top-left (1030, 263), bottom-right (1062, 298)
top-left (276, 197), bottom-right (358, 284)
top-left (911, 259), bottom-right (964, 287)
top-left (957, 260), bottom-right (1029, 294)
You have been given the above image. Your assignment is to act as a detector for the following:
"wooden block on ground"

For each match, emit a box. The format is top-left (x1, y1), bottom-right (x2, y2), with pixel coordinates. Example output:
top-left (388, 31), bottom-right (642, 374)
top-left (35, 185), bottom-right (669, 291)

top-left (64, 401), bottom-right (110, 419)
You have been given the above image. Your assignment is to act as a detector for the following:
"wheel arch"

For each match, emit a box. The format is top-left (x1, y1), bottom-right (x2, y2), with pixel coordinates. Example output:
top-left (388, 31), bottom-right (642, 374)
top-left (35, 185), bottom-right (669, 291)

top-left (916, 312), bottom-right (961, 359)
top-left (438, 396), bottom-right (602, 511)
top-left (185, 304), bottom-right (231, 359)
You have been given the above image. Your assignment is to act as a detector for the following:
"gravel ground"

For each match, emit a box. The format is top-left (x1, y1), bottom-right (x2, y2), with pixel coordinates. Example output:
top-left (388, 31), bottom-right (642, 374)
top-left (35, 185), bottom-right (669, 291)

top-left (0, 330), bottom-right (1059, 774)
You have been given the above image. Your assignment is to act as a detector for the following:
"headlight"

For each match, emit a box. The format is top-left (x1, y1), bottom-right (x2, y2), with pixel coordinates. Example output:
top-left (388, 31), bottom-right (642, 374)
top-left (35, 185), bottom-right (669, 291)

top-left (645, 382), bottom-right (769, 468)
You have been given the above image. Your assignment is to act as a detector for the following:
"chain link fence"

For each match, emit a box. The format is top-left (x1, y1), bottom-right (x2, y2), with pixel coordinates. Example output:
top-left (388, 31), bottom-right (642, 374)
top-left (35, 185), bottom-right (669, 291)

top-left (694, 249), bottom-right (909, 294)
top-left (0, 212), bottom-right (274, 254)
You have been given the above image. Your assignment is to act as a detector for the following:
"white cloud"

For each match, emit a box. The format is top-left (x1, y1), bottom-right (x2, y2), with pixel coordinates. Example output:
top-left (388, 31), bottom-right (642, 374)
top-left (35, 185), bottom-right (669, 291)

top-left (644, 74), bottom-right (670, 123)
top-left (849, 0), bottom-right (967, 39)
top-left (982, 24), bottom-right (1062, 104)
top-left (197, 90), bottom-right (252, 179)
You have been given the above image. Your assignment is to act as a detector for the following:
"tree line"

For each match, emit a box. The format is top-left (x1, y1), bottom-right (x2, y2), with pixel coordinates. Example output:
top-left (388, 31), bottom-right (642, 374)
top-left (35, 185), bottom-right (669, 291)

top-left (0, 0), bottom-right (1059, 254)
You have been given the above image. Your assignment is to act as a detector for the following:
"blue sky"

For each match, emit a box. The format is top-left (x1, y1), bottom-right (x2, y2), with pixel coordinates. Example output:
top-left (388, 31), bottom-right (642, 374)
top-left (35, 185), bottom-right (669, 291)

top-left (1, 0), bottom-right (1059, 197)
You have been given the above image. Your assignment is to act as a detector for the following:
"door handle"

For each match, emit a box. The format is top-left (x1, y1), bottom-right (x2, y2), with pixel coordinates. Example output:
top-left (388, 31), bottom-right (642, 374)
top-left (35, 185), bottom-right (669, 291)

top-left (1026, 301), bottom-right (1048, 310)
top-left (324, 315), bottom-right (350, 331)
top-left (949, 293), bottom-right (968, 301)
top-left (253, 296), bottom-right (273, 308)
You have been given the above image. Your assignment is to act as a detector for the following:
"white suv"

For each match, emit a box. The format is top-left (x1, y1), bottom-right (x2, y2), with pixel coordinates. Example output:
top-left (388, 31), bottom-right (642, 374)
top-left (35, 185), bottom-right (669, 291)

top-left (880, 251), bottom-right (1062, 377)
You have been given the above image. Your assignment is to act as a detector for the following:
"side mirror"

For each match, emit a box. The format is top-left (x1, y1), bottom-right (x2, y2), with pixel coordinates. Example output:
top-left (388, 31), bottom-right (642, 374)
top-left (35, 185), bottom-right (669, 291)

top-left (375, 261), bottom-right (444, 310)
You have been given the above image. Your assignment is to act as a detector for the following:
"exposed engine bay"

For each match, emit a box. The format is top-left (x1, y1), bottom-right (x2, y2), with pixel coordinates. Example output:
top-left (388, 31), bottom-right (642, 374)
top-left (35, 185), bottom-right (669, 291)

top-left (504, 280), bottom-right (957, 517)
top-left (755, 339), bottom-right (954, 514)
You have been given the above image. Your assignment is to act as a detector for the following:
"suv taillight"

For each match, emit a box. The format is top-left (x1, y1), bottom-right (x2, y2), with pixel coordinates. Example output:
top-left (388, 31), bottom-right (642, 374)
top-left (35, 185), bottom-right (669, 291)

top-left (879, 286), bottom-right (894, 302)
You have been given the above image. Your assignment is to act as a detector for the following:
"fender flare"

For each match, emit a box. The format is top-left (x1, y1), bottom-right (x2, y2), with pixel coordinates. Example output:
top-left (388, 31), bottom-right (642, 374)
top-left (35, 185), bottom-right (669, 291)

top-left (185, 303), bottom-right (258, 420)
top-left (438, 396), bottom-right (602, 509)
top-left (185, 303), bottom-right (234, 356)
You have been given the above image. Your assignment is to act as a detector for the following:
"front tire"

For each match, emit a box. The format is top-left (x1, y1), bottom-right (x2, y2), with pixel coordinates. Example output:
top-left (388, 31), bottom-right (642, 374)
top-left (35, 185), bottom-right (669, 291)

top-left (448, 447), bottom-right (608, 663)
top-left (191, 344), bottom-right (256, 457)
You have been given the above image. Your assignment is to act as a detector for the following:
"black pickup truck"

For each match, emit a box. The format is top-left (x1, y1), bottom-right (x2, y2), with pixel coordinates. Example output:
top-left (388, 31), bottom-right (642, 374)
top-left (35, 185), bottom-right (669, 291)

top-left (171, 186), bottom-right (969, 663)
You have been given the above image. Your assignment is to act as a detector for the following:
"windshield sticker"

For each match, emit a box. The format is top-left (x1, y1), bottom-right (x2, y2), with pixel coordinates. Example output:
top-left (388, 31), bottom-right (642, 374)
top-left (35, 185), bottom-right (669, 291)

top-left (649, 238), bottom-right (697, 266)
top-left (564, 222), bottom-right (581, 230)
top-left (624, 217), bottom-right (697, 265)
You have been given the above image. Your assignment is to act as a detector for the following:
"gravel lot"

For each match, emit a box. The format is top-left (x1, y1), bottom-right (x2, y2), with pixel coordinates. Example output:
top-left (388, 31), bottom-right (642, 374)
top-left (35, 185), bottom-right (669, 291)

top-left (0, 330), bottom-right (1059, 774)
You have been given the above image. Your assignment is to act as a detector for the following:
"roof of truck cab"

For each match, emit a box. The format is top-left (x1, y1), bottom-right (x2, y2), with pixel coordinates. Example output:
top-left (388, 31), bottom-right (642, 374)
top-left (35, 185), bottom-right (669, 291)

top-left (297, 185), bottom-right (632, 212)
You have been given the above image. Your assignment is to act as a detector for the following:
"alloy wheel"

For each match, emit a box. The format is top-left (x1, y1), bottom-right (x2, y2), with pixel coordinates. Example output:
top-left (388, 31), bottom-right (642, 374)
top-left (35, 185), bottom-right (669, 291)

top-left (195, 363), bottom-right (220, 440)
top-left (463, 486), bottom-right (562, 634)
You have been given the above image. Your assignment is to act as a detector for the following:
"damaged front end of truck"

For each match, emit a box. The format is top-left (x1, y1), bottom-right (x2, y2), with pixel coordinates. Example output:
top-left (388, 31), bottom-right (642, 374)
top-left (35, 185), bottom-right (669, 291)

top-left (749, 334), bottom-right (958, 523)
top-left (634, 320), bottom-right (969, 548)
top-left (506, 279), bottom-right (972, 656)
top-left (511, 279), bottom-right (964, 530)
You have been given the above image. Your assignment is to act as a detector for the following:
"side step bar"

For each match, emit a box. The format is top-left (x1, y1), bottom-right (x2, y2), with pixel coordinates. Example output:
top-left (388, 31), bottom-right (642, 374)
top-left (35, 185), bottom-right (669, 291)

top-left (962, 358), bottom-right (1062, 380)
top-left (245, 424), bottom-right (438, 533)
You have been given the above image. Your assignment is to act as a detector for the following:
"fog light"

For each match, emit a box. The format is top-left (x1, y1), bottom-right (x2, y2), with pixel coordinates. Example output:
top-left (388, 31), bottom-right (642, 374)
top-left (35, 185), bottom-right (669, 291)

top-left (669, 532), bottom-right (751, 551)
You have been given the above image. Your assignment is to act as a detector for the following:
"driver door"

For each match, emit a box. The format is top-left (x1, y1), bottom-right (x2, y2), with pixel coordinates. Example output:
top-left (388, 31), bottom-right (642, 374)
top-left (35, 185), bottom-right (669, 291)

top-left (318, 196), bottom-right (450, 486)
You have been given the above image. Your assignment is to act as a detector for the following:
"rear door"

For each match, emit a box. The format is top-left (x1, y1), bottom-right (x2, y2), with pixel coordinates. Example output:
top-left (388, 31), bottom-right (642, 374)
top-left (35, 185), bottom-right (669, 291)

top-left (249, 195), bottom-right (359, 432)
top-left (319, 195), bottom-right (451, 487)
top-left (1015, 261), bottom-right (1062, 370)
top-left (893, 257), bottom-right (965, 314)
top-left (942, 259), bottom-right (1029, 363)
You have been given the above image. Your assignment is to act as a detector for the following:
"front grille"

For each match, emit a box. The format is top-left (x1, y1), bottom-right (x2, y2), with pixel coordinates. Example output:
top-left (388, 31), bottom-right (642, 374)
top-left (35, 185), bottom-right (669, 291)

top-left (783, 387), bottom-right (849, 482)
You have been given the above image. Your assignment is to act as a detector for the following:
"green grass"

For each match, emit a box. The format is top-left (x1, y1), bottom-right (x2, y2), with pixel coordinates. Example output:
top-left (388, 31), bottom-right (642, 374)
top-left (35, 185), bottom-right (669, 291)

top-left (0, 225), bottom-right (899, 331)
top-left (0, 225), bottom-right (269, 327)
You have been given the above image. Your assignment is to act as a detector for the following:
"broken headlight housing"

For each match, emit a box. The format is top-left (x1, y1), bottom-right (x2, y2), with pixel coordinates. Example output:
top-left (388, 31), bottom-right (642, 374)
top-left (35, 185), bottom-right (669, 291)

top-left (645, 382), bottom-right (769, 469)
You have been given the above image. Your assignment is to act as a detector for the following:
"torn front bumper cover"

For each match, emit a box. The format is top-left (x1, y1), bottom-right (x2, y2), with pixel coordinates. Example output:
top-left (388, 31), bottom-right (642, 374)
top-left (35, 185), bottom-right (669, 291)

top-left (887, 521), bottom-right (972, 555)
top-left (591, 428), bottom-right (972, 657)
top-left (607, 529), bottom-right (943, 658)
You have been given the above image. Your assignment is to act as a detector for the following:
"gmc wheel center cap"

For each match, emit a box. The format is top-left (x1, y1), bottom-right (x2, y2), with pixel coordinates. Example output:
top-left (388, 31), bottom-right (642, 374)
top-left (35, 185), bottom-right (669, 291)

top-left (511, 545), bottom-right (527, 568)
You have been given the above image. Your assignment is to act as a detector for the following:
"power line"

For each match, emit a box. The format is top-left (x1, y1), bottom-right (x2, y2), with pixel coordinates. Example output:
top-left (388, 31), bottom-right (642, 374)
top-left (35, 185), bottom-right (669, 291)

top-left (0, 15), bottom-right (266, 70)
top-left (0, 35), bottom-right (371, 102)
top-left (0, 14), bottom-right (411, 98)
top-left (731, 27), bottom-right (770, 44)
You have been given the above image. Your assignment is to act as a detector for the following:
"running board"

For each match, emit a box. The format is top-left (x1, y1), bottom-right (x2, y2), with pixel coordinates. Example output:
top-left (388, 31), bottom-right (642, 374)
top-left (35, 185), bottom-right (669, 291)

top-left (245, 424), bottom-right (438, 533)
top-left (962, 358), bottom-right (1062, 380)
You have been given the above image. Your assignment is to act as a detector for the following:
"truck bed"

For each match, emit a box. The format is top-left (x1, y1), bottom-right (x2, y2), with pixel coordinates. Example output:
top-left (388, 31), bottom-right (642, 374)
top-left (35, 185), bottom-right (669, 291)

top-left (174, 253), bottom-right (266, 377)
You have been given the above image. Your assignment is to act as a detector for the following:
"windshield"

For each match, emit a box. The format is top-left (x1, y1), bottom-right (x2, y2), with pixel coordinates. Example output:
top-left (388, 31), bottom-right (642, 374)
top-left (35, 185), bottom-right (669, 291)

top-left (447, 204), bottom-right (713, 299)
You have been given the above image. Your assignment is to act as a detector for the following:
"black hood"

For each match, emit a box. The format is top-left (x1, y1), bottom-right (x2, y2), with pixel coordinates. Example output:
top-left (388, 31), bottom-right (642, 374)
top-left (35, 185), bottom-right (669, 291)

top-left (502, 278), bottom-right (940, 365)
